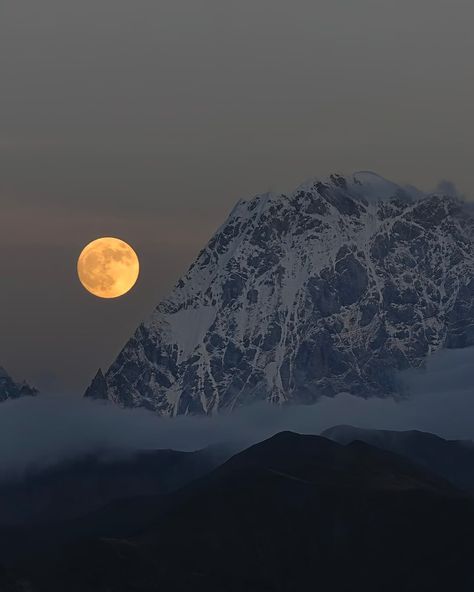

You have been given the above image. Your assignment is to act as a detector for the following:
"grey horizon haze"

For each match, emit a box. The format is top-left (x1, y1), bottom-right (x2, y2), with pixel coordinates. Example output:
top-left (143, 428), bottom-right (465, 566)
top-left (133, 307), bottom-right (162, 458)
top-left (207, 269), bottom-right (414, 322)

top-left (1, 0), bottom-right (473, 393)
top-left (1, 346), bottom-right (473, 474)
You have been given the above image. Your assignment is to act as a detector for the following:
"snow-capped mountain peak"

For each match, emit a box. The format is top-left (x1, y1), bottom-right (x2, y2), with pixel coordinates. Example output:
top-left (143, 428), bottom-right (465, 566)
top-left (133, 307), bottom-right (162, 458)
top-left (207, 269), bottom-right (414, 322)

top-left (85, 172), bottom-right (474, 415)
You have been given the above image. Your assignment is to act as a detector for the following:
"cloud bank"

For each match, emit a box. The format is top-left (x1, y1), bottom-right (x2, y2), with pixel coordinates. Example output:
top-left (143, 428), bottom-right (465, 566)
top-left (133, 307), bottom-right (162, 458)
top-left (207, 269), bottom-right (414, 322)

top-left (1, 346), bottom-right (473, 476)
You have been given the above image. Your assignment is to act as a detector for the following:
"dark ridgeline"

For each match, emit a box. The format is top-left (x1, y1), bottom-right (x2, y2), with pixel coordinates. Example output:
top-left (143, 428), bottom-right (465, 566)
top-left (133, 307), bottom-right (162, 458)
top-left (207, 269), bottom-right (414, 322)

top-left (0, 446), bottom-right (234, 527)
top-left (1, 429), bottom-right (474, 591)
top-left (324, 425), bottom-right (474, 493)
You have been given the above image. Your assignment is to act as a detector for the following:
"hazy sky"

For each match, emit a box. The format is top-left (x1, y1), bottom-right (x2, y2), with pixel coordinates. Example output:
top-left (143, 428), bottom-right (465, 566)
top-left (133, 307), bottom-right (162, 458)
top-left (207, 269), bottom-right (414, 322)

top-left (1, 0), bottom-right (473, 393)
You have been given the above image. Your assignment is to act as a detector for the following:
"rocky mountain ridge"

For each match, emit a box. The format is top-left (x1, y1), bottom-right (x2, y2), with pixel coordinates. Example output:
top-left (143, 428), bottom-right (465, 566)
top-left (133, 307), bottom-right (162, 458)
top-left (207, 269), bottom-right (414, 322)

top-left (85, 171), bottom-right (474, 414)
top-left (0, 366), bottom-right (38, 402)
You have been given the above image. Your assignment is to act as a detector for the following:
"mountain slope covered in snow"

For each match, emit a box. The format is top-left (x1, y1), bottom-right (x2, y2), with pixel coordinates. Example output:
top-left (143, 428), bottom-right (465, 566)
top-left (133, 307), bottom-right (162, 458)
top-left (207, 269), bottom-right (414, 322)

top-left (85, 171), bottom-right (474, 414)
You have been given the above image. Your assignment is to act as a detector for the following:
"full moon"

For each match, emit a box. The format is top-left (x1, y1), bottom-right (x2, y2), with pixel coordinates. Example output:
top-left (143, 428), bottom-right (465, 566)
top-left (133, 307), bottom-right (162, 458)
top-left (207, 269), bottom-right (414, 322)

top-left (77, 237), bottom-right (140, 299)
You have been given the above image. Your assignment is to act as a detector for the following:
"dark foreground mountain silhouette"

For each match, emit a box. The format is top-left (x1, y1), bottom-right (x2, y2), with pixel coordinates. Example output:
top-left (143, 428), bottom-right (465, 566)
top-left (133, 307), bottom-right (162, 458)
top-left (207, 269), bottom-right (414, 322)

top-left (324, 425), bottom-right (474, 492)
top-left (0, 444), bottom-right (236, 576)
top-left (0, 445), bottom-right (233, 526)
top-left (4, 430), bottom-right (474, 591)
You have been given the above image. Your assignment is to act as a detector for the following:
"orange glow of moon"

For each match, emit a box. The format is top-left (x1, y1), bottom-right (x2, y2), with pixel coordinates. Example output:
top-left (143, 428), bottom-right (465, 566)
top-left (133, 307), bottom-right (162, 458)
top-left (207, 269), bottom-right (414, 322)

top-left (77, 237), bottom-right (140, 299)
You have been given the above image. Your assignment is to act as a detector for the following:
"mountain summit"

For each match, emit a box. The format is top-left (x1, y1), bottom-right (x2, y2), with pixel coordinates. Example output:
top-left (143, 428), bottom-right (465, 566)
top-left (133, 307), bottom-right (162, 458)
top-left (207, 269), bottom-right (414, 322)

top-left (0, 366), bottom-right (38, 402)
top-left (85, 172), bottom-right (474, 414)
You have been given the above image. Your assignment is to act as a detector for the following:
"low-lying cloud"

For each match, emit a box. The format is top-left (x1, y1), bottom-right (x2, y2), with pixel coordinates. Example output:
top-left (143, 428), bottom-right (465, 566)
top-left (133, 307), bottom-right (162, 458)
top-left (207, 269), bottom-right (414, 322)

top-left (1, 346), bottom-right (473, 477)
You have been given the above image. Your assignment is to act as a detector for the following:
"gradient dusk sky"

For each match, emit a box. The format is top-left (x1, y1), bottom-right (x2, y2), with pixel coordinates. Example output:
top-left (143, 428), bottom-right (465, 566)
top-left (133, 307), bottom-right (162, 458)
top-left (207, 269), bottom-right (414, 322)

top-left (1, 0), bottom-right (473, 393)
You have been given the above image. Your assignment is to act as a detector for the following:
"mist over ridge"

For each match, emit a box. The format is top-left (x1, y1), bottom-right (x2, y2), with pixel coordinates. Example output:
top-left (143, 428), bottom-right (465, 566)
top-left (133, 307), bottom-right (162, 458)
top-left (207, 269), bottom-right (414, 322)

top-left (1, 346), bottom-right (473, 477)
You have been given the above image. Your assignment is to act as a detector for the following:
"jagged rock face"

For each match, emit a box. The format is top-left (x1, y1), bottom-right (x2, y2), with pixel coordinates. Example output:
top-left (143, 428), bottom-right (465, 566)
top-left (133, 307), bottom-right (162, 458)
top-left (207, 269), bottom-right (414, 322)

top-left (85, 171), bottom-right (474, 415)
top-left (0, 367), bottom-right (38, 402)
top-left (84, 369), bottom-right (109, 400)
